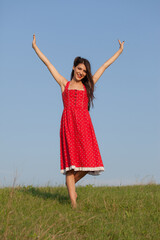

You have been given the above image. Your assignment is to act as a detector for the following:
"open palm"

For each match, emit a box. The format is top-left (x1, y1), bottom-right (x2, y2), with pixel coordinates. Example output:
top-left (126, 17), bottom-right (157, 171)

top-left (32, 34), bottom-right (36, 48)
top-left (118, 39), bottom-right (124, 50)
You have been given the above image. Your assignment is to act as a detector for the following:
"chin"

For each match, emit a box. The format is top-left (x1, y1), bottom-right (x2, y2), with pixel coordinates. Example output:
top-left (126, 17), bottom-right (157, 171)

top-left (75, 78), bottom-right (82, 82)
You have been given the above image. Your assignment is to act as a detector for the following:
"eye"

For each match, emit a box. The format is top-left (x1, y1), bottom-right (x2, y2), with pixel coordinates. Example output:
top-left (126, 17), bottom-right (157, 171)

top-left (77, 67), bottom-right (86, 73)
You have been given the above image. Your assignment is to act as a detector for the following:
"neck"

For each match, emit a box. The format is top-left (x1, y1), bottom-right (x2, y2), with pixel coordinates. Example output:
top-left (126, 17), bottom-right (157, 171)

top-left (71, 78), bottom-right (83, 85)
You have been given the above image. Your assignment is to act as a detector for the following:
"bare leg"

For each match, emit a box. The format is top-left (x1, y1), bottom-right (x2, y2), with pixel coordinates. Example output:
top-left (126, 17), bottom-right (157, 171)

top-left (66, 171), bottom-right (89, 185)
top-left (65, 170), bottom-right (89, 208)
top-left (66, 170), bottom-right (77, 208)
top-left (74, 171), bottom-right (89, 183)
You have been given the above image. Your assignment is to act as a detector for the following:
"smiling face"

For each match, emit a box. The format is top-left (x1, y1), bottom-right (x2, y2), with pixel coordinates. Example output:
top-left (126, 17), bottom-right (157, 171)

top-left (73, 63), bottom-right (87, 81)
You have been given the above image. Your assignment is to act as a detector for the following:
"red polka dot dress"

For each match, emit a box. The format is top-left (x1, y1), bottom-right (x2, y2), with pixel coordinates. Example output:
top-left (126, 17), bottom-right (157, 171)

top-left (60, 81), bottom-right (104, 175)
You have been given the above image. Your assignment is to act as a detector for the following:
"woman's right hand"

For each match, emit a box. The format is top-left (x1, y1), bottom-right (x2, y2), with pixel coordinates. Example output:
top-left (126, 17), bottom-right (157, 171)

top-left (32, 34), bottom-right (36, 48)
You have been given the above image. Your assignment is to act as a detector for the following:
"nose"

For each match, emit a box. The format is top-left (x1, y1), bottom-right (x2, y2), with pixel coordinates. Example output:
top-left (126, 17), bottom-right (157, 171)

top-left (78, 70), bottom-right (83, 75)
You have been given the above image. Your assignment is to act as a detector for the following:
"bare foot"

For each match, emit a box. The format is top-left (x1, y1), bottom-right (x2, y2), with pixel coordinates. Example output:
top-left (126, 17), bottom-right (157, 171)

top-left (71, 201), bottom-right (77, 209)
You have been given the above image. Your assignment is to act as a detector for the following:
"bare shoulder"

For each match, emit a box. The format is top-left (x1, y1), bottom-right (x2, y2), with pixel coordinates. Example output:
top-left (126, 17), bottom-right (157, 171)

top-left (60, 78), bottom-right (68, 94)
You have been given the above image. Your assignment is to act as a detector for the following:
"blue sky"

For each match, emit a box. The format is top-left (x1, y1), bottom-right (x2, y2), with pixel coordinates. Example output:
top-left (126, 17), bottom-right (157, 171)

top-left (0, 0), bottom-right (160, 187)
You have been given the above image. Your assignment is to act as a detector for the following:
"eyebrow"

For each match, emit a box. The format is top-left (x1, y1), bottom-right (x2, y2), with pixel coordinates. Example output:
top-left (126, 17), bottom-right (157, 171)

top-left (78, 67), bottom-right (87, 72)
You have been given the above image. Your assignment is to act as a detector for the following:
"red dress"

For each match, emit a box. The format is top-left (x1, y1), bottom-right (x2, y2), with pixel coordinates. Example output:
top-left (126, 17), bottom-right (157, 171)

top-left (60, 81), bottom-right (104, 175)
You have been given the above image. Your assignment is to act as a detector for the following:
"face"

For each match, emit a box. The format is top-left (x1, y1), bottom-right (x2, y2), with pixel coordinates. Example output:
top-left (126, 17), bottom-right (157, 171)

top-left (73, 63), bottom-right (87, 81)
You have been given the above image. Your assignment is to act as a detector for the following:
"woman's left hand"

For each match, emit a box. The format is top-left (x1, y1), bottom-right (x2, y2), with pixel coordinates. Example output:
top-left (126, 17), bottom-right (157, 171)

top-left (118, 40), bottom-right (125, 51)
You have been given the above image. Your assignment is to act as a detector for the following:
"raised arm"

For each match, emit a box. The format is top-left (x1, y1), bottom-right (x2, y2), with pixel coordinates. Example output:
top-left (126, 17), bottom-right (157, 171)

top-left (93, 40), bottom-right (124, 84)
top-left (32, 34), bottom-right (67, 87)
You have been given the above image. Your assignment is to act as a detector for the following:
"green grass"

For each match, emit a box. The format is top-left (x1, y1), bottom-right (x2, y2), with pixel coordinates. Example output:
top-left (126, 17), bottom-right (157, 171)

top-left (0, 184), bottom-right (160, 240)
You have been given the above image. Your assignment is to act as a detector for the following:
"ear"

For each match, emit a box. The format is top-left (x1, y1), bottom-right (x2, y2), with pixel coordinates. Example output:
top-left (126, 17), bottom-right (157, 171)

top-left (73, 66), bottom-right (75, 70)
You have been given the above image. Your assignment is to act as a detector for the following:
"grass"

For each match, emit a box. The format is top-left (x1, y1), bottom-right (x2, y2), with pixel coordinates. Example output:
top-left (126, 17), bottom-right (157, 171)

top-left (0, 184), bottom-right (160, 239)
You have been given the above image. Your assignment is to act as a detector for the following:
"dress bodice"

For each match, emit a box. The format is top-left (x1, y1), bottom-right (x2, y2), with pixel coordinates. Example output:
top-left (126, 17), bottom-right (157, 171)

top-left (62, 81), bottom-right (88, 110)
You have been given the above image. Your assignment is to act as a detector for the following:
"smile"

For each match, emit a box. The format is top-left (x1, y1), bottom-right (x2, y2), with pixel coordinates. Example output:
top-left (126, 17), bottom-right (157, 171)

top-left (77, 73), bottom-right (82, 78)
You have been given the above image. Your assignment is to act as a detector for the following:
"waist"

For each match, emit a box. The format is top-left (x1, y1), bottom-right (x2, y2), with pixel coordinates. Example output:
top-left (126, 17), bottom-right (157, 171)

top-left (63, 106), bottom-right (88, 111)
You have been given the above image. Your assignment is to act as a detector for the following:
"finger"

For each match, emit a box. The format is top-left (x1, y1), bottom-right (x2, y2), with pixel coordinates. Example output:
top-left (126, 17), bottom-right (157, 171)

top-left (118, 39), bottom-right (121, 44)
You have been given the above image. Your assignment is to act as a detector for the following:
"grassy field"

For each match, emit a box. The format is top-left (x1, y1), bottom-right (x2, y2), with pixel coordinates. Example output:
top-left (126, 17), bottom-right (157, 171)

top-left (0, 184), bottom-right (159, 240)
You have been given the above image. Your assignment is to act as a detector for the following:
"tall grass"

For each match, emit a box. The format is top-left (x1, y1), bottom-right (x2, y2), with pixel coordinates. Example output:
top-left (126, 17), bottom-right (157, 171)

top-left (0, 184), bottom-right (160, 239)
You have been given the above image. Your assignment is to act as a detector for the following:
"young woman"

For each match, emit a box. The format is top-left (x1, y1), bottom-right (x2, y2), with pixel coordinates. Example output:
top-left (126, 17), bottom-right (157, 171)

top-left (32, 34), bottom-right (124, 208)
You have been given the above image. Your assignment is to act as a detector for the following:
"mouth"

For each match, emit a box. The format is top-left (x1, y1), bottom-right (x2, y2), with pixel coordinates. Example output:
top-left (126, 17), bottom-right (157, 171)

top-left (76, 73), bottom-right (82, 79)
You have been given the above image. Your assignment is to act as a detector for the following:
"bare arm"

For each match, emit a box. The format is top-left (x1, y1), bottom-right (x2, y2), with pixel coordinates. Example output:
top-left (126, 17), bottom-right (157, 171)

top-left (93, 40), bottom-right (124, 84)
top-left (32, 34), bottom-right (67, 87)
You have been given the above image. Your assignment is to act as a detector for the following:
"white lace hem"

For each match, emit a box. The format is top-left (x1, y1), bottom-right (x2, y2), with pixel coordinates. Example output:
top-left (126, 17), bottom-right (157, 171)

top-left (60, 166), bottom-right (104, 176)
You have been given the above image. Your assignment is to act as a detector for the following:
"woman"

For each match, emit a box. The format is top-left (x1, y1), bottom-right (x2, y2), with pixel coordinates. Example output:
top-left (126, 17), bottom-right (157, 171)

top-left (32, 34), bottom-right (124, 208)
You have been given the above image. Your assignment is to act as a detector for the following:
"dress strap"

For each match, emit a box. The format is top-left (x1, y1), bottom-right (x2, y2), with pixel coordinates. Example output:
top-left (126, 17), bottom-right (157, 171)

top-left (66, 81), bottom-right (70, 90)
top-left (62, 81), bottom-right (70, 95)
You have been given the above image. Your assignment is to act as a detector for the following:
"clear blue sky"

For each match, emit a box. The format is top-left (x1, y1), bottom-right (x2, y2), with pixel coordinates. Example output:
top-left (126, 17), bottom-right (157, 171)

top-left (0, 0), bottom-right (160, 187)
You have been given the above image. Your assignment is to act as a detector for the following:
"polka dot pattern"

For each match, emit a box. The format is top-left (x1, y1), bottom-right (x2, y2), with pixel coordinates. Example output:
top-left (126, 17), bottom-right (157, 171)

top-left (60, 81), bottom-right (104, 176)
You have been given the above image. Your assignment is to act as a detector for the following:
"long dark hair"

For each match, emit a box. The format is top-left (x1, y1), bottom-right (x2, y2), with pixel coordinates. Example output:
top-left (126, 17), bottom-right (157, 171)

top-left (70, 56), bottom-right (95, 111)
